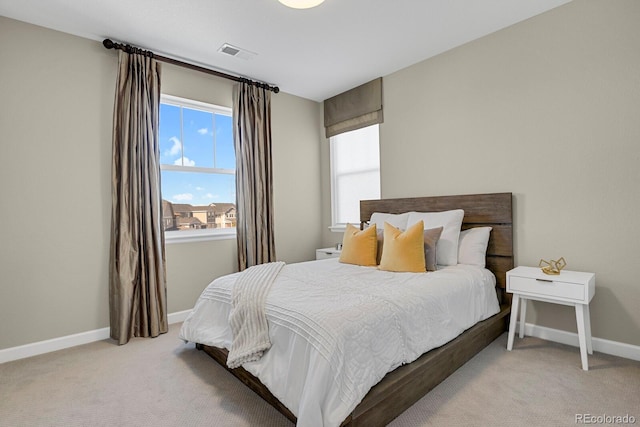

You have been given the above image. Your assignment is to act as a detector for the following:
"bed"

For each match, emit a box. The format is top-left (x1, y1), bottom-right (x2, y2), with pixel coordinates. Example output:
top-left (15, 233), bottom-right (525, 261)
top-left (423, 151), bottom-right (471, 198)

top-left (180, 192), bottom-right (513, 426)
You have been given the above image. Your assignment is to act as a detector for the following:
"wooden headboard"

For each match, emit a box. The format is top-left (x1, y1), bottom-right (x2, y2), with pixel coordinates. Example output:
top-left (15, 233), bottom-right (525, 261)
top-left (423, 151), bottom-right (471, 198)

top-left (360, 192), bottom-right (514, 298)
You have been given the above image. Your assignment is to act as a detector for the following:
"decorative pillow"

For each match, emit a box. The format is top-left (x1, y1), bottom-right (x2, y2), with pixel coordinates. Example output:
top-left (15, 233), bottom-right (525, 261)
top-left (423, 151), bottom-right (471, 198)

top-left (423, 226), bottom-right (443, 272)
top-left (458, 227), bottom-right (492, 267)
top-left (406, 209), bottom-right (464, 266)
top-left (376, 226), bottom-right (442, 271)
top-left (339, 223), bottom-right (378, 266)
top-left (378, 221), bottom-right (426, 273)
top-left (375, 229), bottom-right (385, 265)
top-left (369, 212), bottom-right (410, 231)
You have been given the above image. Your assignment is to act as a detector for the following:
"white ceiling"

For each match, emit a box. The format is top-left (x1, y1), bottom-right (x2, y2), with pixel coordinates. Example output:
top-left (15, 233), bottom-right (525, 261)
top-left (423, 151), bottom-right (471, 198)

top-left (0, 0), bottom-right (571, 102)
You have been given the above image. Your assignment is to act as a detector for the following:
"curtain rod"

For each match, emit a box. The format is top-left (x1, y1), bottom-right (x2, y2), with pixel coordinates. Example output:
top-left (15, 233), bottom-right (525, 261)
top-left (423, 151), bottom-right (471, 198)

top-left (102, 39), bottom-right (279, 94)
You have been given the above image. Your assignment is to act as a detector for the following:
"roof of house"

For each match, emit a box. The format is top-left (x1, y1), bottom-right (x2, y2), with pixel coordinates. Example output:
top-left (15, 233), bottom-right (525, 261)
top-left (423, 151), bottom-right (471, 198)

top-left (163, 200), bottom-right (236, 215)
top-left (171, 203), bottom-right (198, 213)
top-left (209, 203), bottom-right (236, 215)
top-left (161, 200), bottom-right (175, 217)
top-left (177, 217), bottom-right (202, 225)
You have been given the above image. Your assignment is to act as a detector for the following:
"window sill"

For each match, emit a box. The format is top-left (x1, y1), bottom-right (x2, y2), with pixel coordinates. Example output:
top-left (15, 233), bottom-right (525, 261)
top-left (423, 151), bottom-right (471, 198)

top-left (329, 225), bottom-right (347, 233)
top-left (164, 229), bottom-right (236, 244)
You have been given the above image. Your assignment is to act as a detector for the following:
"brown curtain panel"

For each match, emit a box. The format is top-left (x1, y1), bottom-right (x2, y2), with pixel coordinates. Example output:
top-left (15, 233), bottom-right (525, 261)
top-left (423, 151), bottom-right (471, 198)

top-left (233, 82), bottom-right (276, 270)
top-left (109, 50), bottom-right (167, 345)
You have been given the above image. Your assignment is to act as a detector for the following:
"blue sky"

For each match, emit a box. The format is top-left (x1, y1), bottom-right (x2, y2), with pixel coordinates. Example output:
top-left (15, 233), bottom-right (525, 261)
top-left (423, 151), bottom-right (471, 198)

top-left (159, 103), bottom-right (235, 205)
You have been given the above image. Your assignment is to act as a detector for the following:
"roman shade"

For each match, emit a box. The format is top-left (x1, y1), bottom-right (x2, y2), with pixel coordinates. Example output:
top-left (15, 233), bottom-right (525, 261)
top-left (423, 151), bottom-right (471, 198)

top-left (324, 77), bottom-right (383, 138)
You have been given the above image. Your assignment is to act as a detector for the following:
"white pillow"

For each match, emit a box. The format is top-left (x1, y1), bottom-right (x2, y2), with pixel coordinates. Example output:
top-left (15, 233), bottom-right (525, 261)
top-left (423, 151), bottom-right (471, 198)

top-left (369, 212), bottom-right (410, 231)
top-left (457, 227), bottom-right (492, 268)
top-left (406, 209), bottom-right (464, 266)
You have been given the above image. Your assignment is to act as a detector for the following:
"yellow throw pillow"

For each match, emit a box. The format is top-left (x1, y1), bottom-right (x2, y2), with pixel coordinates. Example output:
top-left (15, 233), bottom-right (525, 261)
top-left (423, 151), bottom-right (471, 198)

top-left (338, 223), bottom-right (378, 266)
top-left (379, 221), bottom-right (426, 273)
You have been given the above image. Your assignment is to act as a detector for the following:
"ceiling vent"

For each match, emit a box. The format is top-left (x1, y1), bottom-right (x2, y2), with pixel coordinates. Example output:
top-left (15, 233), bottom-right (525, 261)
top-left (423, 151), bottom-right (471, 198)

top-left (218, 43), bottom-right (257, 60)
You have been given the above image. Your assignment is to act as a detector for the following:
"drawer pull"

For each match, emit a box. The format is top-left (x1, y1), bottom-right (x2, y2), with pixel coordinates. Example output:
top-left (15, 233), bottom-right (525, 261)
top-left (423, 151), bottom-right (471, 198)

top-left (536, 278), bottom-right (553, 283)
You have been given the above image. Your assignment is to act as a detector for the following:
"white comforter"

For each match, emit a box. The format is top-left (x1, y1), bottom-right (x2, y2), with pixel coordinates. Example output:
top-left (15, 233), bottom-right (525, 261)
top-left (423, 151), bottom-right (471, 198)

top-left (179, 259), bottom-right (500, 427)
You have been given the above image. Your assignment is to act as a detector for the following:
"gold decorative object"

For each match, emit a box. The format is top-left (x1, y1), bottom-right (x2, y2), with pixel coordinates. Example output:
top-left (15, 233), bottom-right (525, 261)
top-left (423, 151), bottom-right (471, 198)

top-left (539, 257), bottom-right (567, 275)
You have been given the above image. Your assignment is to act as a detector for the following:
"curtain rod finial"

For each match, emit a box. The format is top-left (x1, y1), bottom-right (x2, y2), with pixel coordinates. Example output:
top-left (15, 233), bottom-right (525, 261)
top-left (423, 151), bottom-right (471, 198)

top-left (103, 39), bottom-right (115, 49)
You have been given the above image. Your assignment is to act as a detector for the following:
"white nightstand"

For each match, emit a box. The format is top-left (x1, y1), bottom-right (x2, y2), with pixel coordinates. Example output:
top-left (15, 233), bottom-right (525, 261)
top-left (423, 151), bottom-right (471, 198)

top-left (506, 266), bottom-right (595, 370)
top-left (316, 247), bottom-right (342, 260)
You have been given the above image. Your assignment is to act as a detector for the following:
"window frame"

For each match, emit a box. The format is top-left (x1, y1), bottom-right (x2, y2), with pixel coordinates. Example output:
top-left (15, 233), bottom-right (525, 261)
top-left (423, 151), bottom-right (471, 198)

top-left (329, 124), bottom-right (381, 232)
top-left (159, 94), bottom-right (237, 244)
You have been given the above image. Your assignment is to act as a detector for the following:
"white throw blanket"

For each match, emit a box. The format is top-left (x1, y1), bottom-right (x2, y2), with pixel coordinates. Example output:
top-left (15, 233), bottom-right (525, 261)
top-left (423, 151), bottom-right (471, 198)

top-left (226, 261), bottom-right (285, 369)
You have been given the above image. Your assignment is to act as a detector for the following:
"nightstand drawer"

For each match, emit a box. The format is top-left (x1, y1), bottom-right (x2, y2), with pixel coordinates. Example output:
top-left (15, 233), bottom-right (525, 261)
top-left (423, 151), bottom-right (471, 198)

top-left (508, 276), bottom-right (585, 302)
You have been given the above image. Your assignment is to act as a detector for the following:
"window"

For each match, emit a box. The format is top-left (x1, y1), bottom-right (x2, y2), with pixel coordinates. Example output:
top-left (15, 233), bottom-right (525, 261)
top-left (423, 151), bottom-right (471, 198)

top-left (330, 124), bottom-right (381, 231)
top-left (159, 95), bottom-right (236, 242)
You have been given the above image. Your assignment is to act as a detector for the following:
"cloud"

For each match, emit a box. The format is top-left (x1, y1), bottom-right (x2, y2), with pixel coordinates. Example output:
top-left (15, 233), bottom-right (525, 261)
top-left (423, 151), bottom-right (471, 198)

top-left (195, 186), bottom-right (204, 191)
top-left (166, 137), bottom-right (182, 156)
top-left (174, 156), bottom-right (195, 167)
top-left (197, 128), bottom-right (209, 135)
top-left (204, 193), bottom-right (217, 199)
top-left (173, 193), bottom-right (193, 201)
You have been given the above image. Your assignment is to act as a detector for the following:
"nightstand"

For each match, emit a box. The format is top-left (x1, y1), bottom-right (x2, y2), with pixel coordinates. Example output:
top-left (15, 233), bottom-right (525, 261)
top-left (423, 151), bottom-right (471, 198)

top-left (316, 247), bottom-right (342, 260)
top-left (506, 266), bottom-right (595, 370)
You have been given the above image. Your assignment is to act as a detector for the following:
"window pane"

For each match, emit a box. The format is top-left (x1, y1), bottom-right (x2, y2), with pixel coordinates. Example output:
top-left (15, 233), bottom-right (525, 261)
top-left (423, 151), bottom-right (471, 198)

top-left (333, 132), bottom-right (380, 175)
top-left (161, 170), bottom-right (235, 205)
top-left (182, 107), bottom-right (214, 168)
top-left (159, 95), bottom-right (236, 235)
top-left (215, 114), bottom-right (235, 169)
top-left (161, 170), bottom-right (236, 231)
top-left (159, 104), bottom-right (182, 165)
top-left (336, 170), bottom-right (380, 224)
top-left (330, 125), bottom-right (381, 226)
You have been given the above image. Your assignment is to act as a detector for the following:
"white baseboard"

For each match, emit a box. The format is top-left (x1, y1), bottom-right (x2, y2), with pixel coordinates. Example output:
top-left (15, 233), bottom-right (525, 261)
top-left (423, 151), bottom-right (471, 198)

top-left (167, 309), bottom-right (191, 324)
top-left (3, 316), bottom-right (638, 365)
top-left (516, 321), bottom-right (640, 362)
top-left (0, 309), bottom-right (192, 364)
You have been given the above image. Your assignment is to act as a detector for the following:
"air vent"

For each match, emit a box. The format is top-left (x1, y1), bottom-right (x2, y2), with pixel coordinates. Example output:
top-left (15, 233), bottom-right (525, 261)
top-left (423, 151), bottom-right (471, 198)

top-left (218, 43), bottom-right (257, 60)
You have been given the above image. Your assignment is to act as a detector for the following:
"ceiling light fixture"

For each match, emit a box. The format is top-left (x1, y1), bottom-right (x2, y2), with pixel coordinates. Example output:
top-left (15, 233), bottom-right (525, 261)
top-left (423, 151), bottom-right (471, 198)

top-left (278, 0), bottom-right (325, 9)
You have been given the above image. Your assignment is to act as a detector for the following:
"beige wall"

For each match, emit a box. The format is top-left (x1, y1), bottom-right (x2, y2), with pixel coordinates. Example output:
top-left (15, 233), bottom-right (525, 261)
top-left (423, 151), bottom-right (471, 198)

top-left (272, 92), bottom-right (324, 262)
top-left (371, 0), bottom-right (639, 345)
top-left (0, 17), bottom-right (322, 350)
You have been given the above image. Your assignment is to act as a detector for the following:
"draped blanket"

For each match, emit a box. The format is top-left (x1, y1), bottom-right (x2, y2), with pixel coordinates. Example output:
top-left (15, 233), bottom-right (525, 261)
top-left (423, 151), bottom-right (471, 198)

top-left (227, 261), bottom-right (285, 369)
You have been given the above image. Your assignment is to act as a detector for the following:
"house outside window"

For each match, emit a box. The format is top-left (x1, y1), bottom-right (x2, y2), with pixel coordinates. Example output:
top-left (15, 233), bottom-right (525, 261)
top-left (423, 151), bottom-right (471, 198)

top-left (329, 124), bottom-right (381, 231)
top-left (159, 94), bottom-right (236, 243)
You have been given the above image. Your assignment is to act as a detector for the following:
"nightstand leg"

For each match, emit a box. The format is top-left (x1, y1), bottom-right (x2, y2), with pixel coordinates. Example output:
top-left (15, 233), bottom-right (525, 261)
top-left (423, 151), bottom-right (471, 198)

top-left (507, 294), bottom-right (520, 351)
top-left (519, 297), bottom-right (527, 338)
top-left (575, 304), bottom-right (589, 371)
top-left (584, 304), bottom-right (593, 355)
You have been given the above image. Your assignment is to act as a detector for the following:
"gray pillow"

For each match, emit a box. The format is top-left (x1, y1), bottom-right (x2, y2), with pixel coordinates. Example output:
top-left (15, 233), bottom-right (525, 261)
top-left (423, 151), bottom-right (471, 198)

top-left (423, 226), bottom-right (443, 271)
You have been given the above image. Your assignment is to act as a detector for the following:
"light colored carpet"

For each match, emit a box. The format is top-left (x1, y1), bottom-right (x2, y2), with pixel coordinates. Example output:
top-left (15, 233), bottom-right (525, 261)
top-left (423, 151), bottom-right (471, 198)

top-left (1, 324), bottom-right (638, 427)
